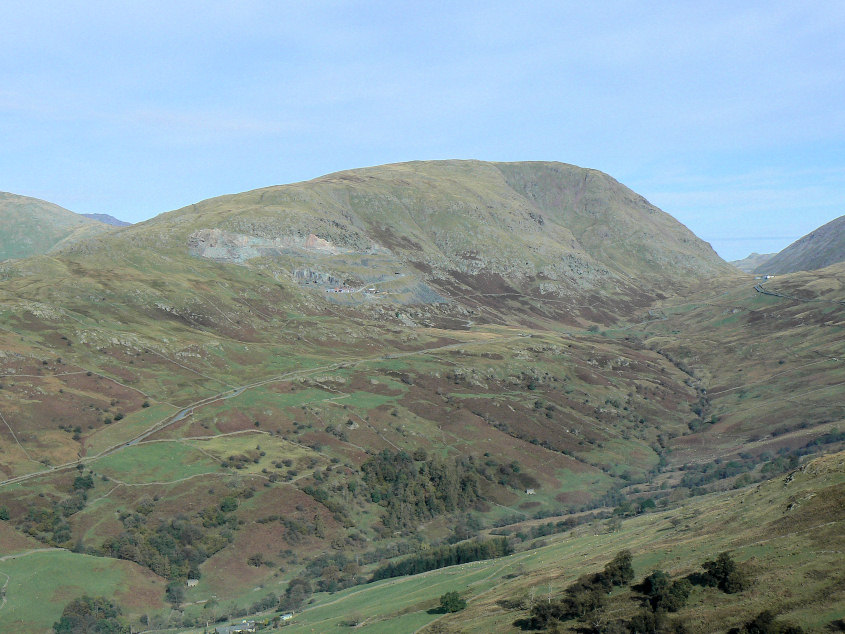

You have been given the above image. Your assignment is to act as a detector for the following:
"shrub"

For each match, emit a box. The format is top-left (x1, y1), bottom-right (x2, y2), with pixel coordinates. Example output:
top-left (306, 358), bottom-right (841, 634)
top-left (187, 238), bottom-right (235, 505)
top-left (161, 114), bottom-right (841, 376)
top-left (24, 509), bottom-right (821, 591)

top-left (736, 610), bottom-right (804, 634)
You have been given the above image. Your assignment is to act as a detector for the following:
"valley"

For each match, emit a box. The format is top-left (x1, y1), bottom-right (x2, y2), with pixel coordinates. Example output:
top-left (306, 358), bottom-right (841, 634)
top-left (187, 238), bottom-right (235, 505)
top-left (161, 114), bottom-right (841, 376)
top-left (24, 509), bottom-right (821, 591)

top-left (0, 161), bottom-right (842, 633)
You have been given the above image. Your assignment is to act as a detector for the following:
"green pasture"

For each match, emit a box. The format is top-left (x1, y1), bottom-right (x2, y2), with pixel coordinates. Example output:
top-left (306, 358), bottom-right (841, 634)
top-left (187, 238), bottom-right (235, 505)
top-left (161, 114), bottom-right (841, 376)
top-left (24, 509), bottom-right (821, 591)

top-left (342, 390), bottom-right (400, 410)
top-left (210, 385), bottom-right (337, 412)
top-left (93, 441), bottom-right (218, 484)
top-left (85, 403), bottom-right (179, 456)
top-left (188, 432), bottom-right (320, 475)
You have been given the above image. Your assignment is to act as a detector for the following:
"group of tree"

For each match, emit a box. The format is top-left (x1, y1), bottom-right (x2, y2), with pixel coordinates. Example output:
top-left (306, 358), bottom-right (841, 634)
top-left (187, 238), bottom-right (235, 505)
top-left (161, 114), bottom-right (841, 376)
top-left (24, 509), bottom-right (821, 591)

top-left (525, 550), bottom-right (634, 629)
top-left (100, 495), bottom-right (242, 580)
top-left (53, 596), bottom-right (129, 634)
top-left (677, 434), bottom-right (843, 496)
top-left (19, 468), bottom-right (97, 547)
top-left (476, 457), bottom-right (540, 492)
top-left (370, 536), bottom-right (512, 581)
top-left (519, 551), bottom-right (756, 632)
top-left (361, 449), bottom-right (483, 531)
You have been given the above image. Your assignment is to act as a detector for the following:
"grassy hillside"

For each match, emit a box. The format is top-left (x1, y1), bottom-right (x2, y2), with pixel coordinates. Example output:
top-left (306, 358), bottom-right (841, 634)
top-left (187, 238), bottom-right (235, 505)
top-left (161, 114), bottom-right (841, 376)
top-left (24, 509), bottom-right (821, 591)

top-left (0, 549), bottom-right (164, 632)
top-left (0, 192), bottom-right (114, 260)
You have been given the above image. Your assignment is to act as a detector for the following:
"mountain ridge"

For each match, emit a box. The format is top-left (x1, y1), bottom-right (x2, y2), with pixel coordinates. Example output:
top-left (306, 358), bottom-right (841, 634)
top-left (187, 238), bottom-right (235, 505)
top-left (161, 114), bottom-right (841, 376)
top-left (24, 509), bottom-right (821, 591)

top-left (81, 212), bottom-right (131, 226)
top-left (754, 214), bottom-right (845, 274)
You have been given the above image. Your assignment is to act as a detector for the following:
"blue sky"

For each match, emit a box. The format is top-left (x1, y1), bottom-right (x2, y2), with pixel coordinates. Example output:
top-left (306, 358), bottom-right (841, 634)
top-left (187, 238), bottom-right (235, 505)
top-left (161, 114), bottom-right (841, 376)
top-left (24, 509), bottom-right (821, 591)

top-left (2, 1), bottom-right (843, 260)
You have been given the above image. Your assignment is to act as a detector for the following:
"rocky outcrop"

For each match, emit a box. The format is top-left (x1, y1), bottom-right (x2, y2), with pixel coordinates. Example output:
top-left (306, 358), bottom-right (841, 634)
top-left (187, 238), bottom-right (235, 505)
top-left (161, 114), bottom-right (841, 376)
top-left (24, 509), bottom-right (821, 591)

top-left (187, 228), bottom-right (358, 263)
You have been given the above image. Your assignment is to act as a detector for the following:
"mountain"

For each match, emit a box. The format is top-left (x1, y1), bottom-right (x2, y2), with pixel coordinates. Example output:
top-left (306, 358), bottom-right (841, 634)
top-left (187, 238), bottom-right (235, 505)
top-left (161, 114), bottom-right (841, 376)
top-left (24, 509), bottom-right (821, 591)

top-left (0, 161), bottom-right (841, 632)
top-left (0, 192), bottom-right (114, 260)
top-left (69, 160), bottom-right (731, 325)
top-left (81, 212), bottom-right (131, 226)
top-left (730, 251), bottom-right (774, 273)
top-left (754, 214), bottom-right (845, 274)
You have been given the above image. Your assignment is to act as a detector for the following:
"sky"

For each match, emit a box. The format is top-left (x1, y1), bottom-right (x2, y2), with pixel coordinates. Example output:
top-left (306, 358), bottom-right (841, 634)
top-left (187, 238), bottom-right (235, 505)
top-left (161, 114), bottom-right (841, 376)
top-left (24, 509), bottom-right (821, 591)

top-left (2, 1), bottom-right (844, 261)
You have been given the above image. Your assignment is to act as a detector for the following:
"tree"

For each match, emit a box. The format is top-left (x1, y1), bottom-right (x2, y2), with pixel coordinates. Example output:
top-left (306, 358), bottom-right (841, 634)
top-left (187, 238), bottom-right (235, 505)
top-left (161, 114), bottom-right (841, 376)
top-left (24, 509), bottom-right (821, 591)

top-left (439, 591), bottom-right (467, 613)
top-left (313, 513), bottom-right (326, 539)
top-left (165, 581), bottom-right (185, 608)
top-left (638, 498), bottom-right (656, 513)
top-left (628, 608), bottom-right (667, 634)
top-left (219, 496), bottom-right (238, 512)
top-left (281, 577), bottom-right (312, 611)
top-left (72, 473), bottom-right (94, 491)
top-left (0, 505), bottom-right (9, 521)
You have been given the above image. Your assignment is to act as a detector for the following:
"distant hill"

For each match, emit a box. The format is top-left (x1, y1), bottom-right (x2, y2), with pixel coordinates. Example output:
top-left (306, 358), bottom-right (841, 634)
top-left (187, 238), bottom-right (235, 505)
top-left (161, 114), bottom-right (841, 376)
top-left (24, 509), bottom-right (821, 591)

top-left (81, 212), bottom-right (131, 227)
top-left (754, 214), bottom-right (845, 274)
top-left (731, 252), bottom-right (774, 273)
top-left (0, 192), bottom-right (114, 260)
